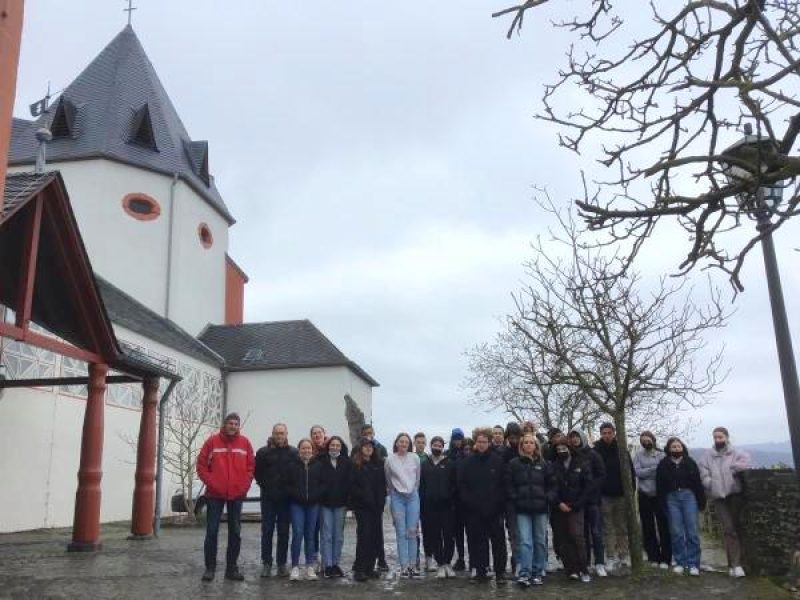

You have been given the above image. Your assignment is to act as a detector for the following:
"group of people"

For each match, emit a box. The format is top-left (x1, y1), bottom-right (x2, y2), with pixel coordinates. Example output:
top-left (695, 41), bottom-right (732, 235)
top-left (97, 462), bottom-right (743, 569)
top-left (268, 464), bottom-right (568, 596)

top-left (196, 413), bottom-right (752, 587)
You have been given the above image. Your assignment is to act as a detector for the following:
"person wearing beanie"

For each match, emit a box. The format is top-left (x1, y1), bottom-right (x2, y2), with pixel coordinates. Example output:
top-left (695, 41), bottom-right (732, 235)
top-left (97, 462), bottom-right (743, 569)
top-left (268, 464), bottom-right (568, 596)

top-left (633, 431), bottom-right (671, 569)
top-left (698, 427), bottom-right (751, 578)
top-left (448, 427), bottom-right (468, 571)
top-left (420, 435), bottom-right (458, 578)
top-left (567, 429), bottom-right (607, 576)
top-left (197, 413), bottom-right (255, 582)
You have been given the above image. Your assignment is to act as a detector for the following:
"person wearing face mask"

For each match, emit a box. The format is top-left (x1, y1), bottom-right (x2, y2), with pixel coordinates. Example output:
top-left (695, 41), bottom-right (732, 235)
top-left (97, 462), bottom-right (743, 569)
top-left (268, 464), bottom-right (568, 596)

top-left (656, 437), bottom-right (706, 576)
top-left (318, 436), bottom-right (352, 578)
top-left (385, 432), bottom-right (423, 578)
top-left (420, 436), bottom-right (457, 578)
top-left (549, 434), bottom-right (592, 583)
top-left (286, 439), bottom-right (324, 581)
top-left (698, 427), bottom-right (751, 578)
top-left (633, 431), bottom-right (670, 569)
top-left (567, 429), bottom-right (606, 577)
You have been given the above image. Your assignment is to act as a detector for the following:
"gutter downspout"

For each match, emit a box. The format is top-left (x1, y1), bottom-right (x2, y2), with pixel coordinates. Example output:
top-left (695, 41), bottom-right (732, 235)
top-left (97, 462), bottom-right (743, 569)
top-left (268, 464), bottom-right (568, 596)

top-left (164, 173), bottom-right (179, 319)
top-left (153, 378), bottom-right (178, 538)
top-left (221, 368), bottom-right (229, 420)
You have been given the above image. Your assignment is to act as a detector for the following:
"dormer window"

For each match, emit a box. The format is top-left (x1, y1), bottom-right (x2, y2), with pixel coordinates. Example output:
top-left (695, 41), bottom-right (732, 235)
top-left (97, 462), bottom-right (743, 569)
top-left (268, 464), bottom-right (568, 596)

top-left (122, 193), bottom-right (161, 221)
top-left (50, 97), bottom-right (78, 138)
top-left (183, 140), bottom-right (210, 186)
top-left (129, 104), bottom-right (158, 151)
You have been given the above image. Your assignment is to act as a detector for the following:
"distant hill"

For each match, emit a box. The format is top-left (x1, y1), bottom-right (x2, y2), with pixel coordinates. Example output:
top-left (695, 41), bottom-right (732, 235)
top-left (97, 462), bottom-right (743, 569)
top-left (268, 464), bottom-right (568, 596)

top-left (737, 441), bottom-right (794, 468)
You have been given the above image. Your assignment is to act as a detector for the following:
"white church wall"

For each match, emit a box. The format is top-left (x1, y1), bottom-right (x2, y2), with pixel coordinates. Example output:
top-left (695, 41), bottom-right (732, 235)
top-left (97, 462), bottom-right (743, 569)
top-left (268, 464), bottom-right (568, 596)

top-left (226, 367), bottom-right (374, 451)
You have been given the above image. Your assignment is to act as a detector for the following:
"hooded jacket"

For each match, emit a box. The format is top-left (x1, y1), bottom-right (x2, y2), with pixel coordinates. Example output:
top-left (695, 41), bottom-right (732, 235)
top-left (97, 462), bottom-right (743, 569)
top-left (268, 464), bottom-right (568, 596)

top-left (457, 449), bottom-right (506, 517)
top-left (698, 444), bottom-right (752, 500)
top-left (569, 430), bottom-right (606, 504)
top-left (349, 458), bottom-right (387, 511)
top-left (550, 448), bottom-right (593, 511)
top-left (286, 455), bottom-right (324, 505)
top-left (420, 454), bottom-right (456, 508)
top-left (593, 437), bottom-right (636, 497)
top-left (254, 443), bottom-right (298, 501)
top-left (197, 429), bottom-right (255, 501)
top-left (505, 453), bottom-right (554, 514)
top-left (633, 446), bottom-right (664, 497)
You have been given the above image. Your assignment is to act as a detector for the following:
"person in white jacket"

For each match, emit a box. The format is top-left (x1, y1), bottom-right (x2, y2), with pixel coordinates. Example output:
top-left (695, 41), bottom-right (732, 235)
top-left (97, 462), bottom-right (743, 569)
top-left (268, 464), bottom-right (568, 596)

top-left (698, 427), bottom-right (752, 578)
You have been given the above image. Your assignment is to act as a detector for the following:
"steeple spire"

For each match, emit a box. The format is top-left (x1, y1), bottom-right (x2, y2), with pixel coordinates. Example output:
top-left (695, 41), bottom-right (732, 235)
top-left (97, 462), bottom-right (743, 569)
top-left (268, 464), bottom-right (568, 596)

top-left (124, 0), bottom-right (137, 26)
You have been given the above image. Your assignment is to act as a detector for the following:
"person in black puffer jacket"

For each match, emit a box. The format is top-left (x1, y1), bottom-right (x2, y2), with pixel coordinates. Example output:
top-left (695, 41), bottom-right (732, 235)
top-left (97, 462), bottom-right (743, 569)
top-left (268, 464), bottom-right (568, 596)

top-left (549, 434), bottom-right (592, 582)
top-left (317, 436), bottom-right (352, 578)
top-left (457, 428), bottom-right (507, 581)
top-left (349, 438), bottom-right (387, 581)
top-left (286, 439), bottom-right (324, 580)
top-left (420, 436), bottom-right (457, 576)
top-left (568, 429), bottom-right (607, 575)
top-left (254, 423), bottom-right (298, 577)
top-left (505, 433), bottom-right (554, 585)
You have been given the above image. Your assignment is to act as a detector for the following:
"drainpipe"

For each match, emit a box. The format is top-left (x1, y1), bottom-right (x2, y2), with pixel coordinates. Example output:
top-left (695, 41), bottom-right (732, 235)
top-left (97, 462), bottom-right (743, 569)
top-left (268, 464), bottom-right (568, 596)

top-left (164, 173), bottom-right (179, 318)
top-left (221, 368), bottom-right (229, 419)
top-left (153, 378), bottom-right (178, 538)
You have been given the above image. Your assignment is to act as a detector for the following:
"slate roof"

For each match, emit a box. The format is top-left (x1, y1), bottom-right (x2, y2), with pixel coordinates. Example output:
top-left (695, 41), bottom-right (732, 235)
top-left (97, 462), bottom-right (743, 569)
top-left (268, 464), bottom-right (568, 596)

top-left (199, 320), bottom-right (379, 387)
top-left (1, 171), bottom-right (53, 222)
top-left (9, 25), bottom-right (234, 224)
top-left (96, 276), bottom-right (223, 368)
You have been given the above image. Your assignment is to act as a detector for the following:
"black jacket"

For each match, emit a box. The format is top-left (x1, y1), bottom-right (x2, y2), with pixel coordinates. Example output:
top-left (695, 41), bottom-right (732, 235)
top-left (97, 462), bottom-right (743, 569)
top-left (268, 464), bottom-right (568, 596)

top-left (593, 438), bottom-right (636, 497)
top-left (348, 460), bottom-right (386, 511)
top-left (505, 455), bottom-right (554, 515)
top-left (420, 455), bottom-right (456, 508)
top-left (254, 444), bottom-right (298, 501)
top-left (318, 454), bottom-right (353, 508)
top-left (286, 457), bottom-right (324, 505)
top-left (495, 443), bottom-right (521, 464)
top-left (656, 455), bottom-right (706, 510)
top-left (570, 431), bottom-right (606, 505)
top-left (456, 450), bottom-right (505, 517)
top-left (550, 451), bottom-right (593, 511)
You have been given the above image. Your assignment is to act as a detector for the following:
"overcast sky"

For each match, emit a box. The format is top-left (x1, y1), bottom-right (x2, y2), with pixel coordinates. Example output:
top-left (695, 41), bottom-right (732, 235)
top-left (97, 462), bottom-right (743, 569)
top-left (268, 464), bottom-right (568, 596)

top-left (13, 1), bottom-right (799, 450)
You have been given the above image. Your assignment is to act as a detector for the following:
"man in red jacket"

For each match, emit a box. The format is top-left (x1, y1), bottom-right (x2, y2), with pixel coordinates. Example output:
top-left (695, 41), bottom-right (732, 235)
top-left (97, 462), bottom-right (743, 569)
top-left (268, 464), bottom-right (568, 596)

top-left (197, 412), bottom-right (255, 582)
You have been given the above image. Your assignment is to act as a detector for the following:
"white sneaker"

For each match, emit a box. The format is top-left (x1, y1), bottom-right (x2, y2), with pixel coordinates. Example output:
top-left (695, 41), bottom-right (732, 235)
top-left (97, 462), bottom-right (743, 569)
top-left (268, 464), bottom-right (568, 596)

top-left (594, 564), bottom-right (607, 577)
top-left (444, 565), bottom-right (456, 578)
top-left (659, 562), bottom-right (669, 570)
top-left (580, 573), bottom-right (591, 583)
top-left (732, 566), bottom-right (746, 578)
top-left (306, 566), bottom-right (317, 580)
top-left (672, 565), bottom-right (685, 575)
top-left (649, 561), bottom-right (659, 568)
top-left (689, 567), bottom-right (700, 577)
top-left (289, 566), bottom-right (301, 581)
top-left (426, 556), bottom-right (436, 572)
top-left (436, 566), bottom-right (446, 579)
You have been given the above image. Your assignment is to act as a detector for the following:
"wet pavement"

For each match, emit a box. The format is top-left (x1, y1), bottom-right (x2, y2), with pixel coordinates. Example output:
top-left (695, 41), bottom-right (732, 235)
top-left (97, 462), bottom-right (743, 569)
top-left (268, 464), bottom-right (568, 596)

top-left (0, 515), bottom-right (791, 599)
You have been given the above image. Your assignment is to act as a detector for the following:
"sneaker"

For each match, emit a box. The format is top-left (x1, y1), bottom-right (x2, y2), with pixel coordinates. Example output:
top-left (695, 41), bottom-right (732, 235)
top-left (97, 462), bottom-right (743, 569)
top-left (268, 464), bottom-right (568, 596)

top-left (277, 564), bottom-right (289, 577)
top-left (367, 569), bottom-right (380, 579)
top-left (289, 566), bottom-right (301, 581)
top-left (410, 567), bottom-right (422, 578)
top-left (569, 573), bottom-right (580, 581)
top-left (580, 573), bottom-right (591, 583)
top-left (495, 571), bottom-right (508, 582)
top-left (201, 569), bottom-right (215, 582)
top-left (732, 566), bottom-right (746, 578)
top-left (261, 563), bottom-right (273, 578)
top-left (333, 565), bottom-right (345, 578)
top-left (659, 562), bottom-right (669, 570)
top-left (323, 566), bottom-right (334, 578)
top-left (224, 568), bottom-right (244, 581)
top-left (595, 564), bottom-right (607, 577)
top-left (444, 565), bottom-right (456, 578)
top-left (689, 567), bottom-right (700, 577)
top-left (531, 576), bottom-right (543, 586)
top-left (377, 560), bottom-right (390, 572)
top-left (353, 571), bottom-right (369, 582)
top-left (453, 558), bottom-right (466, 572)
top-left (400, 567), bottom-right (411, 579)
top-left (516, 576), bottom-right (530, 587)
top-left (426, 556), bottom-right (436, 572)
top-left (436, 566), bottom-right (446, 579)
top-left (672, 565), bottom-right (685, 575)
top-left (306, 566), bottom-right (318, 580)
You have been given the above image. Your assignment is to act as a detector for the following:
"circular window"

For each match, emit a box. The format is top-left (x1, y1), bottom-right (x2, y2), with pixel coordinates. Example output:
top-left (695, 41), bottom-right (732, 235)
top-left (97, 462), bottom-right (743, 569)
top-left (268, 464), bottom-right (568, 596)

top-left (122, 193), bottom-right (161, 221)
top-left (198, 223), bottom-right (213, 248)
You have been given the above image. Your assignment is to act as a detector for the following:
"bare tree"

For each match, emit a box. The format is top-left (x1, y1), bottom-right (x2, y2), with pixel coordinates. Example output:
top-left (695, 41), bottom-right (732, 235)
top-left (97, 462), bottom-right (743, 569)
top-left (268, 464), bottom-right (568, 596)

top-left (465, 326), bottom-right (603, 433)
top-left (493, 0), bottom-right (800, 290)
top-left (496, 202), bottom-right (727, 571)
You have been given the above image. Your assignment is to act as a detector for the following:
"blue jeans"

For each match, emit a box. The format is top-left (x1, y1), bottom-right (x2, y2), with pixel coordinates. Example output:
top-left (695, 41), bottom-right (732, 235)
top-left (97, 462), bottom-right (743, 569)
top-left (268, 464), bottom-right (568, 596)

top-left (320, 506), bottom-right (346, 567)
top-left (290, 502), bottom-right (320, 567)
top-left (584, 502), bottom-right (605, 565)
top-left (204, 498), bottom-right (242, 571)
top-left (390, 490), bottom-right (420, 569)
top-left (261, 497), bottom-right (290, 566)
top-left (666, 489), bottom-right (700, 568)
top-left (516, 511), bottom-right (548, 578)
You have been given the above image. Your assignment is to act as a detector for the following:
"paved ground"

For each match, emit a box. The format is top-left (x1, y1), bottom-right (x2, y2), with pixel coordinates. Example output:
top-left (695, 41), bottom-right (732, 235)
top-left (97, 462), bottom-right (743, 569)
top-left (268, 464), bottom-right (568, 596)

top-left (0, 516), bottom-right (792, 600)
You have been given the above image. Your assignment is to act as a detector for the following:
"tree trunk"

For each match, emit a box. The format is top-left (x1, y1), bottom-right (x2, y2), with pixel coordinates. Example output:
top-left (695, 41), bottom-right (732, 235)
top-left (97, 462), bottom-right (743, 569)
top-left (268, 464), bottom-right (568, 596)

top-left (614, 413), bottom-right (644, 573)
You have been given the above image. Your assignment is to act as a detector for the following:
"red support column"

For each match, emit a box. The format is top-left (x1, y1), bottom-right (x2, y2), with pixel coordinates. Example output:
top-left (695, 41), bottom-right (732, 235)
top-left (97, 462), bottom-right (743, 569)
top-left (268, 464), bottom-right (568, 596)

top-left (130, 377), bottom-right (159, 539)
top-left (68, 362), bottom-right (108, 552)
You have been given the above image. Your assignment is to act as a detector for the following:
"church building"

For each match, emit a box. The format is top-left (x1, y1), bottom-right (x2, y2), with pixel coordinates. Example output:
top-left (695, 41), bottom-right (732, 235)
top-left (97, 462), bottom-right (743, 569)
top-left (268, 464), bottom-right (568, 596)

top-left (0, 25), bottom-right (377, 533)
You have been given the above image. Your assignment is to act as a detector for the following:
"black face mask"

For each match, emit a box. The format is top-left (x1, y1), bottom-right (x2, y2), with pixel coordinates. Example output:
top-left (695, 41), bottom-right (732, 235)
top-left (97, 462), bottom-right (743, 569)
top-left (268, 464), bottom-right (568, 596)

top-left (556, 450), bottom-right (570, 461)
top-left (714, 441), bottom-right (726, 451)
top-left (670, 451), bottom-right (683, 459)
top-left (431, 448), bottom-right (443, 457)
top-left (641, 442), bottom-right (653, 450)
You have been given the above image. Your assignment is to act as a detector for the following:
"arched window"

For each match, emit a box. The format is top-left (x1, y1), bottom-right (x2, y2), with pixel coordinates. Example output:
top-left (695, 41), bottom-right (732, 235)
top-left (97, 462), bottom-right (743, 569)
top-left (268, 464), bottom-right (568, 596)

top-left (122, 193), bottom-right (161, 221)
top-left (198, 223), bottom-right (213, 248)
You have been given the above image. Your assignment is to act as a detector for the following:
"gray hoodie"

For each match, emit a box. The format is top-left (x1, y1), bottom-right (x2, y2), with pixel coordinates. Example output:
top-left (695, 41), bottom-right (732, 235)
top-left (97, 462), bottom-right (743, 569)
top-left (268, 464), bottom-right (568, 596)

top-left (633, 446), bottom-right (663, 497)
top-left (698, 444), bottom-right (751, 500)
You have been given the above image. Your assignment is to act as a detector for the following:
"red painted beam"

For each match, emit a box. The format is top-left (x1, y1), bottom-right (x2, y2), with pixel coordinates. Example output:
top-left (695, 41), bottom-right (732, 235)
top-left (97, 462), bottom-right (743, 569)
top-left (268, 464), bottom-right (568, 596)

top-left (0, 0), bottom-right (25, 209)
top-left (130, 377), bottom-right (159, 538)
top-left (0, 321), bottom-right (104, 364)
top-left (15, 196), bottom-right (43, 329)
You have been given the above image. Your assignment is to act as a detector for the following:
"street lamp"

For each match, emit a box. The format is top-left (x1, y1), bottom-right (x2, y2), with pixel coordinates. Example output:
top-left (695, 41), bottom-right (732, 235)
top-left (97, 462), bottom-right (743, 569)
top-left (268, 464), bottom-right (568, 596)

top-left (721, 124), bottom-right (800, 477)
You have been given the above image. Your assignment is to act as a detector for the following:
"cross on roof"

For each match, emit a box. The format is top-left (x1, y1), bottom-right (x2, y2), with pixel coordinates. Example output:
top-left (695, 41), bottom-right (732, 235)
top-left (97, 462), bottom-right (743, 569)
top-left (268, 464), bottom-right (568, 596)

top-left (124, 0), bottom-right (137, 26)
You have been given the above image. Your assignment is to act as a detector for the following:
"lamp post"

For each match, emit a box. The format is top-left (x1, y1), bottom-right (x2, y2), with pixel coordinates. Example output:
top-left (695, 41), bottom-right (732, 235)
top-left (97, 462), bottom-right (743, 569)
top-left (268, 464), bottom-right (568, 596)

top-left (721, 124), bottom-right (800, 477)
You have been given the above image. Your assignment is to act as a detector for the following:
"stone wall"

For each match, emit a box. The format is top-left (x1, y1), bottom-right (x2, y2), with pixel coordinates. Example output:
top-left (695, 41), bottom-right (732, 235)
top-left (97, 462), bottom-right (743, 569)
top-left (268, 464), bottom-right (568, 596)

top-left (739, 469), bottom-right (800, 576)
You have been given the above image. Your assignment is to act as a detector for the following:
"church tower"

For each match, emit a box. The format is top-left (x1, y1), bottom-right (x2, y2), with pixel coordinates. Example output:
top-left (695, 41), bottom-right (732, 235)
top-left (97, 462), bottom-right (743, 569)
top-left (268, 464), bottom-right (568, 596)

top-left (8, 25), bottom-right (237, 336)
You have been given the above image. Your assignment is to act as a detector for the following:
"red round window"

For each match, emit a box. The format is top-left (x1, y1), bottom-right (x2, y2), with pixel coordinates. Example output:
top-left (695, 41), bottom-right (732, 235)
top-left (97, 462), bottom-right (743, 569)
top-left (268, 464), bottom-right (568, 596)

top-left (198, 223), bottom-right (213, 248)
top-left (122, 193), bottom-right (161, 221)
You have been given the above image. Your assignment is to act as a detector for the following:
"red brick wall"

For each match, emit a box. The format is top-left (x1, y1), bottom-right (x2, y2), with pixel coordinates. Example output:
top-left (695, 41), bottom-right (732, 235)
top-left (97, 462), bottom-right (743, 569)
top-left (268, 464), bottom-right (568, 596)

top-left (224, 255), bottom-right (248, 325)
